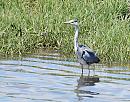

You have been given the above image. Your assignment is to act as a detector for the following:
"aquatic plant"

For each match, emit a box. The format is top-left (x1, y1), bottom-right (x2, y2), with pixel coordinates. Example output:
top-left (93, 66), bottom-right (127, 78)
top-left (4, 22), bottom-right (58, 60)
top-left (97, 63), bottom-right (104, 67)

top-left (0, 0), bottom-right (130, 62)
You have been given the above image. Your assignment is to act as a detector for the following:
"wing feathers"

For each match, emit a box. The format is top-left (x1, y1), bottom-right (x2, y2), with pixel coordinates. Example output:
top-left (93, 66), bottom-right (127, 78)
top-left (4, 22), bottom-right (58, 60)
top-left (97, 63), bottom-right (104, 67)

top-left (82, 50), bottom-right (100, 64)
top-left (77, 45), bottom-right (100, 64)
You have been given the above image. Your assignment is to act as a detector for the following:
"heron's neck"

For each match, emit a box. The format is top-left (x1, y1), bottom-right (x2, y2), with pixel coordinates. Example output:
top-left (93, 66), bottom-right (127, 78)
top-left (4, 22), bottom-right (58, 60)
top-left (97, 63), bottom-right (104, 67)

top-left (74, 25), bottom-right (79, 53)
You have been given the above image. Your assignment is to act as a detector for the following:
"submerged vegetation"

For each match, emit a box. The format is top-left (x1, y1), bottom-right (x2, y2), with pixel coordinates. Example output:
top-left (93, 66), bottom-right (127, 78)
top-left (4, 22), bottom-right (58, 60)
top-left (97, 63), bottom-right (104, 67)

top-left (0, 0), bottom-right (130, 62)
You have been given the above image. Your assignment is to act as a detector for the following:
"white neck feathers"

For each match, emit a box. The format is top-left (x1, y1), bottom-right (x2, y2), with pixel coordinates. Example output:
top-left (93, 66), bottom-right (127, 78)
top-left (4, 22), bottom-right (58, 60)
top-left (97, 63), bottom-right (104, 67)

top-left (74, 25), bottom-right (79, 53)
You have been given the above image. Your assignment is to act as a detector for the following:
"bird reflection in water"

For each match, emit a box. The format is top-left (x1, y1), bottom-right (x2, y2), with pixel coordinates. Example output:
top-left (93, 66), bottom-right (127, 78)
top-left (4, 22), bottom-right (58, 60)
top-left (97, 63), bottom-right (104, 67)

top-left (75, 74), bottom-right (100, 101)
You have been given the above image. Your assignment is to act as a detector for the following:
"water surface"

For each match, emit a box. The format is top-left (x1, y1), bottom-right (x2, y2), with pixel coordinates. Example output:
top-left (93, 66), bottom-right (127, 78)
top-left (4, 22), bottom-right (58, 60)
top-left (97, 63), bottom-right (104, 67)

top-left (0, 50), bottom-right (130, 102)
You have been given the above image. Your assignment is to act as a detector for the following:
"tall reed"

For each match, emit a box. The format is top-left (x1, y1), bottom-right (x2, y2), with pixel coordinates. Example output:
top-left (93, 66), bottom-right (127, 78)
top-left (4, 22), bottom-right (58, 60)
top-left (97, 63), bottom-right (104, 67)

top-left (0, 0), bottom-right (129, 62)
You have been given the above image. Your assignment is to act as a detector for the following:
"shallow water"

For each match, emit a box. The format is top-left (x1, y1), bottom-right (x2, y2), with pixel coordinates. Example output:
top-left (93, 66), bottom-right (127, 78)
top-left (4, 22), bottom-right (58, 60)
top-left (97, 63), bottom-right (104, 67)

top-left (0, 50), bottom-right (130, 102)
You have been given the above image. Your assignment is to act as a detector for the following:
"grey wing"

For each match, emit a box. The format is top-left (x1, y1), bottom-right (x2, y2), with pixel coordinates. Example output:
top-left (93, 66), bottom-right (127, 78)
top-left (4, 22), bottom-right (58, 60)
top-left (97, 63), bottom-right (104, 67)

top-left (78, 45), bottom-right (93, 52)
top-left (78, 45), bottom-right (100, 64)
top-left (77, 45), bottom-right (91, 59)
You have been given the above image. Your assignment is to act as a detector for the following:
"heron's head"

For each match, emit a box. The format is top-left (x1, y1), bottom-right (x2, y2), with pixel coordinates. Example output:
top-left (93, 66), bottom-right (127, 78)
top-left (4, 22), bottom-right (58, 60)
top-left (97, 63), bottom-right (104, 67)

top-left (64, 19), bottom-right (78, 26)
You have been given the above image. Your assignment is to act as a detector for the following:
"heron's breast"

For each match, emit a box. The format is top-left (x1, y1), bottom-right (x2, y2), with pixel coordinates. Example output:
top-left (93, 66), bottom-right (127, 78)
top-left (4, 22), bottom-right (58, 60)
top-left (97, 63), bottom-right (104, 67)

top-left (77, 55), bottom-right (87, 65)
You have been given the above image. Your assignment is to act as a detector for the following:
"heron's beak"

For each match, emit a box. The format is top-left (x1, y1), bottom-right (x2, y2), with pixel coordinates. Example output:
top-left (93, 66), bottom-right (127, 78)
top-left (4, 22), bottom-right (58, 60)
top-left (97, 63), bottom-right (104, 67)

top-left (64, 21), bottom-right (71, 24)
top-left (64, 21), bottom-right (70, 24)
top-left (64, 20), bottom-right (74, 24)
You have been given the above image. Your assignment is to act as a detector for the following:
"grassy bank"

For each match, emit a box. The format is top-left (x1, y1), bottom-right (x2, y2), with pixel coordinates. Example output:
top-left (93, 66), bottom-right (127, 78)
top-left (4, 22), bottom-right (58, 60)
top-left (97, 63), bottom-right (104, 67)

top-left (0, 0), bottom-right (130, 62)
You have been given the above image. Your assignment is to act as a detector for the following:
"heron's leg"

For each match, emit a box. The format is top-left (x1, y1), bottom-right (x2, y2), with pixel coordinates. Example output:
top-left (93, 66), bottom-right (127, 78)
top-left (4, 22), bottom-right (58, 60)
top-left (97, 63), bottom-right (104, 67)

top-left (88, 65), bottom-right (90, 76)
top-left (81, 64), bottom-right (83, 76)
top-left (93, 66), bottom-right (95, 76)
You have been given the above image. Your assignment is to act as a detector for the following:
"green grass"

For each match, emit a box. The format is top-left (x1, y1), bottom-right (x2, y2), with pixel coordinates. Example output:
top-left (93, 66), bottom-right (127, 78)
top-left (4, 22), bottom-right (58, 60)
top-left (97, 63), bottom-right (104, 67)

top-left (0, 0), bottom-right (130, 62)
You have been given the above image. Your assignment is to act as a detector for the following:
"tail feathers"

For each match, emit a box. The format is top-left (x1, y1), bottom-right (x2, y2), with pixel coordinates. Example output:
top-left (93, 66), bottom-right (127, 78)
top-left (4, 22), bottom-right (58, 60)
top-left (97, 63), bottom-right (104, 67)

top-left (95, 57), bottom-right (100, 63)
top-left (86, 56), bottom-right (100, 64)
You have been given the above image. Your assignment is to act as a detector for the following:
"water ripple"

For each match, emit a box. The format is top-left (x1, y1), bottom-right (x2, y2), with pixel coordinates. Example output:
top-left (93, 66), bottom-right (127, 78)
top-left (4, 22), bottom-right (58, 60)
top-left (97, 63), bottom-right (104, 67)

top-left (0, 52), bottom-right (129, 102)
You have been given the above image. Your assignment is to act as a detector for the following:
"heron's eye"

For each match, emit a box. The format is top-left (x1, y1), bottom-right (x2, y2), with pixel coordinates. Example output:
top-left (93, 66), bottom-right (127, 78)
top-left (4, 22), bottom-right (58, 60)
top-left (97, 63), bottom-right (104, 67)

top-left (73, 19), bottom-right (78, 23)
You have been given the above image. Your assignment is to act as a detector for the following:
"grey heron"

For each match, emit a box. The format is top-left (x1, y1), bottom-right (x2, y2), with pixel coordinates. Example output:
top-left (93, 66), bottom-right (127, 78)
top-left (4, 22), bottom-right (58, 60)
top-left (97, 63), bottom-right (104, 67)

top-left (64, 19), bottom-right (100, 75)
